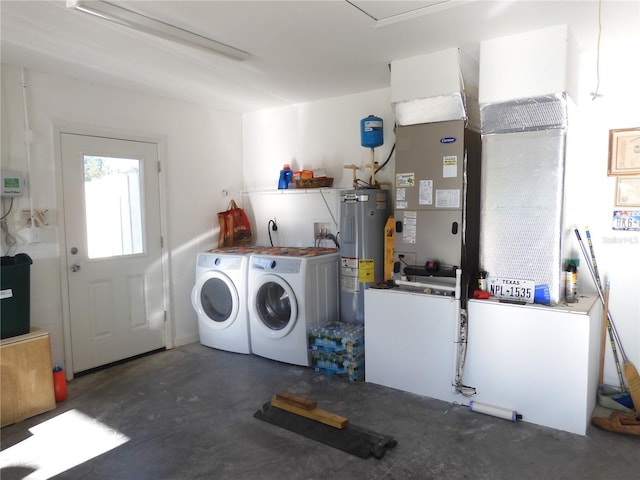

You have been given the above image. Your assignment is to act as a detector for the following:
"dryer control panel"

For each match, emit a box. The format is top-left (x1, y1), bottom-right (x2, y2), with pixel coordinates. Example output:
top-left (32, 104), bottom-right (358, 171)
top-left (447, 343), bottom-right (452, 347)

top-left (251, 257), bottom-right (301, 273)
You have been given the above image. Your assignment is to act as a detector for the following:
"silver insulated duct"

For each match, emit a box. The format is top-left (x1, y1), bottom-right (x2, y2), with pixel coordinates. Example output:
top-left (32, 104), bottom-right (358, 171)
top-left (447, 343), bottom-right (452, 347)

top-left (479, 93), bottom-right (568, 304)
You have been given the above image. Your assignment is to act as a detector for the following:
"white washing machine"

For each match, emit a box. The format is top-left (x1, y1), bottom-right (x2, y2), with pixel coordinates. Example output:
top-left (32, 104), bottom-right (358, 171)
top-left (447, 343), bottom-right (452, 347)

top-left (191, 250), bottom-right (252, 354)
top-left (248, 248), bottom-right (340, 366)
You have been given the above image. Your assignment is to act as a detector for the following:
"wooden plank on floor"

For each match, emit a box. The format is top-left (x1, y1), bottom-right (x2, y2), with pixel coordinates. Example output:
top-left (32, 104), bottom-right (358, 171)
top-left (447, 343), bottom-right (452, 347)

top-left (274, 391), bottom-right (317, 410)
top-left (270, 398), bottom-right (349, 429)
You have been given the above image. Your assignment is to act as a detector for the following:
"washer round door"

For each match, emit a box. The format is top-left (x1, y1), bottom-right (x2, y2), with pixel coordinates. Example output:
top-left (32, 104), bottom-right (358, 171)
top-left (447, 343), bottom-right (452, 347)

top-left (191, 271), bottom-right (240, 329)
top-left (252, 274), bottom-right (298, 338)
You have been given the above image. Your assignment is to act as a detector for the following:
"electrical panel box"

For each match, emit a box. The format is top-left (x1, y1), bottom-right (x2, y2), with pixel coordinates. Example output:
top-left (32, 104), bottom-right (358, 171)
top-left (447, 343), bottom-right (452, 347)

top-left (1, 171), bottom-right (25, 197)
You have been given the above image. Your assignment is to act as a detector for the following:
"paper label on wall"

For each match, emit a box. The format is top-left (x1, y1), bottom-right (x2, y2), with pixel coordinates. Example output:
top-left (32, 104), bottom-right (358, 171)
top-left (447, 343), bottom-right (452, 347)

top-left (402, 211), bottom-right (417, 244)
top-left (436, 189), bottom-right (460, 208)
top-left (396, 188), bottom-right (406, 201)
top-left (443, 156), bottom-right (458, 178)
top-left (612, 210), bottom-right (640, 231)
top-left (396, 173), bottom-right (415, 187)
top-left (396, 201), bottom-right (408, 210)
top-left (0, 289), bottom-right (13, 300)
top-left (419, 179), bottom-right (433, 205)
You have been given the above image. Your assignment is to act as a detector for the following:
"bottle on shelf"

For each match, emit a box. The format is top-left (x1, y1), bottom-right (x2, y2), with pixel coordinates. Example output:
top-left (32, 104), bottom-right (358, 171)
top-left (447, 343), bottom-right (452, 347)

top-left (278, 164), bottom-right (293, 189)
top-left (564, 260), bottom-right (578, 303)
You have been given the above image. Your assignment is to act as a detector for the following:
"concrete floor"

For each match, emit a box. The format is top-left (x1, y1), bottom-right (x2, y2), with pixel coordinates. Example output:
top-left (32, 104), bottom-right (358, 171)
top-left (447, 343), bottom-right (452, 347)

top-left (1, 342), bottom-right (638, 480)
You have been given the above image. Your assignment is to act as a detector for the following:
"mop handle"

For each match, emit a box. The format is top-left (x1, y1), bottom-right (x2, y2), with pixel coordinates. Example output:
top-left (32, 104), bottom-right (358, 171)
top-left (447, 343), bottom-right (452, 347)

top-left (576, 229), bottom-right (626, 353)
top-left (583, 226), bottom-right (626, 352)
top-left (585, 228), bottom-right (603, 291)
top-left (603, 283), bottom-right (627, 391)
top-left (579, 228), bottom-right (628, 360)
top-left (575, 230), bottom-right (628, 390)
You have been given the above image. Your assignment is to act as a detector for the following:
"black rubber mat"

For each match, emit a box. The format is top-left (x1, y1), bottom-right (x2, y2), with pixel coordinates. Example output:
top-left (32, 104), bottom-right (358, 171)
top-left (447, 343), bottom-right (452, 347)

top-left (254, 402), bottom-right (397, 459)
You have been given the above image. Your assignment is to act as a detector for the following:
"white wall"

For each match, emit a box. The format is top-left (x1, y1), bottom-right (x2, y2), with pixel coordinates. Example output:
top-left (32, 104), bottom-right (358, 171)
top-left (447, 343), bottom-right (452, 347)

top-left (242, 41), bottom-right (639, 387)
top-left (1, 26), bottom-right (637, 388)
top-left (242, 89), bottom-right (396, 193)
top-left (242, 89), bottom-right (395, 247)
top-left (564, 36), bottom-right (640, 387)
top-left (1, 65), bottom-right (243, 367)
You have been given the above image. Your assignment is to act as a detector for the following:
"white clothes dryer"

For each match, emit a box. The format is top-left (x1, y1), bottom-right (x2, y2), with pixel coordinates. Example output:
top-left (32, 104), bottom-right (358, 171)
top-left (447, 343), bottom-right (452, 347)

top-left (248, 248), bottom-right (340, 366)
top-left (192, 251), bottom-right (251, 354)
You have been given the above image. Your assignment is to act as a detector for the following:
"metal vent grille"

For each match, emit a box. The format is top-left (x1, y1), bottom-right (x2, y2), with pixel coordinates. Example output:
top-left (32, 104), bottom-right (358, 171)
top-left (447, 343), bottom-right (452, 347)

top-left (479, 128), bottom-right (566, 303)
top-left (480, 93), bottom-right (568, 134)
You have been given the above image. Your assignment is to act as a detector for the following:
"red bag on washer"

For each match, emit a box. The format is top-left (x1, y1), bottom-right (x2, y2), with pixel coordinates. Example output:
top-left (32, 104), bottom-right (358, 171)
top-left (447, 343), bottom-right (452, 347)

top-left (217, 200), bottom-right (252, 247)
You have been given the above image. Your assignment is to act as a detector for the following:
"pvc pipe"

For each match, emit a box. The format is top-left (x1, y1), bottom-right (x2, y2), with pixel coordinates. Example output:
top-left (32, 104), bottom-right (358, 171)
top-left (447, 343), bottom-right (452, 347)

top-left (395, 279), bottom-right (455, 293)
top-left (20, 67), bottom-right (35, 239)
top-left (469, 401), bottom-right (522, 422)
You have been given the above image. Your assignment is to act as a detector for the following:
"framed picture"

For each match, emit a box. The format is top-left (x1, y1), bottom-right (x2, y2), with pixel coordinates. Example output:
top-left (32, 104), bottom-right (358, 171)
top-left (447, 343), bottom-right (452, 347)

top-left (615, 175), bottom-right (640, 207)
top-left (608, 127), bottom-right (640, 176)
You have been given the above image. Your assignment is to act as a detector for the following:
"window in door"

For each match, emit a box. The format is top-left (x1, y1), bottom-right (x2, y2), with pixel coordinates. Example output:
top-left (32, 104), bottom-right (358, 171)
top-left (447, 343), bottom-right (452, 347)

top-left (83, 156), bottom-right (144, 259)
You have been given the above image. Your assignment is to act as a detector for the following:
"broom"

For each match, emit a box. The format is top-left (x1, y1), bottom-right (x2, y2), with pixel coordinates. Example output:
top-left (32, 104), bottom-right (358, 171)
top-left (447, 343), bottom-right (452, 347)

top-left (575, 228), bottom-right (639, 412)
top-left (596, 282), bottom-right (634, 412)
top-left (577, 229), bottom-right (630, 409)
top-left (597, 282), bottom-right (609, 387)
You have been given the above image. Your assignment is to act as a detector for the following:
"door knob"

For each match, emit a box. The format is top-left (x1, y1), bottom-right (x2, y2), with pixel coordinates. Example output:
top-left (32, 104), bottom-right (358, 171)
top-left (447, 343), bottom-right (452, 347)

top-left (70, 264), bottom-right (81, 272)
top-left (70, 247), bottom-right (78, 255)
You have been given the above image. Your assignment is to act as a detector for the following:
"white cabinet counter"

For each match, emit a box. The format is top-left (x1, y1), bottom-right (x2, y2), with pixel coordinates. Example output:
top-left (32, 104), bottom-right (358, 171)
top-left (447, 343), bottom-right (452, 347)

top-left (464, 296), bottom-right (601, 435)
top-left (364, 288), bottom-right (458, 403)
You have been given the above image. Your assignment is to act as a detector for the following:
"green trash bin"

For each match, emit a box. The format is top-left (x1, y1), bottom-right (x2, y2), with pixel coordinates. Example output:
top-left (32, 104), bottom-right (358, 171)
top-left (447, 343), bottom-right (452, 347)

top-left (1, 253), bottom-right (33, 339)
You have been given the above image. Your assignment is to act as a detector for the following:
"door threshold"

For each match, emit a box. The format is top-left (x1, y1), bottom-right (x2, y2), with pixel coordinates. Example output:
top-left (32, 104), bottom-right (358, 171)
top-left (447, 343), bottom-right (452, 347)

top-left (74, 347), bottom-right (167, 378)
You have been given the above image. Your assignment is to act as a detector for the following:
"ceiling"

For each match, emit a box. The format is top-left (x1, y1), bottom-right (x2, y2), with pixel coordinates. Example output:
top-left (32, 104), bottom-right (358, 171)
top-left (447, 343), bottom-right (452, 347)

top-left (1, 1), bottom-right (638, 113)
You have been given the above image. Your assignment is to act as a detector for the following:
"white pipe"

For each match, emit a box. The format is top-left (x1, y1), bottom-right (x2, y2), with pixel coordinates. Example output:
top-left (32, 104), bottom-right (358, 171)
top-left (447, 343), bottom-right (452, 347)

top-left (452, 299), bottom-right (462, 394)
top-left (395, 268), bottom-right (462, 299)
top-left (395, 279), bottom-right (455, 293)
top-left (20, 67), bottom-right (35, 237)
top-left (469, 401), bottom-right (522, 422)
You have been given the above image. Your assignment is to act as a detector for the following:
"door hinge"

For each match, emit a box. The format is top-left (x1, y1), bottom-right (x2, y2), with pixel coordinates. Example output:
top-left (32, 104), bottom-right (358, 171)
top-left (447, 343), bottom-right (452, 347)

top-left (157, 161), bottom-right (162, 173)
top-left (160, 236), bottom-right (164, 248)
top-left (164, 311), bottom-right (167, 323)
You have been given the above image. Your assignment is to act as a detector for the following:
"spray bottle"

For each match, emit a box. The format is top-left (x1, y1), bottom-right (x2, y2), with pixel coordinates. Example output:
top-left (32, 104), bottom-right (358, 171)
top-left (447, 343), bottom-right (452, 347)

top-left (564, 259), bottom-right (579, 303)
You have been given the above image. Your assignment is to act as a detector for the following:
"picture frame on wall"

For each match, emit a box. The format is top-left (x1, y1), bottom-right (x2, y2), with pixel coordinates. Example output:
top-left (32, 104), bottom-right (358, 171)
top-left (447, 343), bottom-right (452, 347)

top-left (615, 175), bottom-right (640, 207)
top-left (608, 127), bottom-right (640, 176)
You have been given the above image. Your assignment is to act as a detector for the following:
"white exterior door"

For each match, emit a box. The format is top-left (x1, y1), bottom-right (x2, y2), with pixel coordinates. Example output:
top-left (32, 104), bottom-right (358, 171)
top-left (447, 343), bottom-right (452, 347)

top-left (60, 133), bottom-right (166, 373)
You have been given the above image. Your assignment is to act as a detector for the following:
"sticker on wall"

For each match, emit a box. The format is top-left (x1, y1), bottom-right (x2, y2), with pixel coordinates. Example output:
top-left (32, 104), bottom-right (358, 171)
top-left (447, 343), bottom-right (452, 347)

top-left (419, 179), bottom-right (433, 205)
top-left (402, 211), bottom-right (417, 244)
top-left (396, 173), bottom-right (415, 187)
top-left (396, 188), bottom-right (406, 201)
top-left (435, 189), bottom-right (460, 208)
top-left (612, 210), bottom-right (640, 231)
top-left (396, 201), bottom-right (408, 210)
top-left (442, 156), bottom-right (458, 178)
